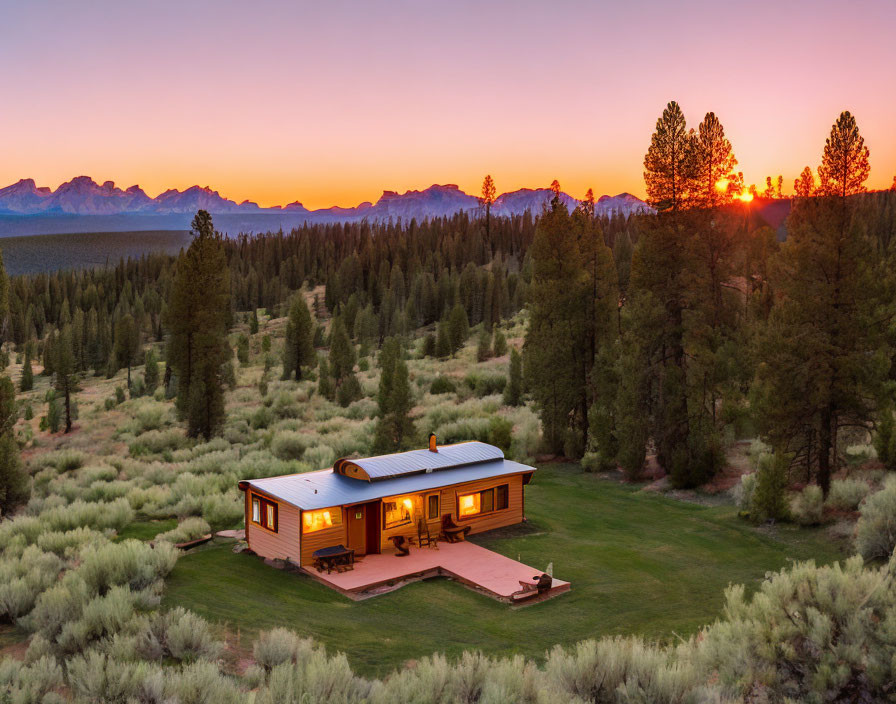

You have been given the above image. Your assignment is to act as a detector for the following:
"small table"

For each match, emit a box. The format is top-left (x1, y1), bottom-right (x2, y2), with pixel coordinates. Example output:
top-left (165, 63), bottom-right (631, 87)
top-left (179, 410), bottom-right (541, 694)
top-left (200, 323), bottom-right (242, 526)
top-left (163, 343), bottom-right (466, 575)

top-left (312, 545), bottom-right (355, 573)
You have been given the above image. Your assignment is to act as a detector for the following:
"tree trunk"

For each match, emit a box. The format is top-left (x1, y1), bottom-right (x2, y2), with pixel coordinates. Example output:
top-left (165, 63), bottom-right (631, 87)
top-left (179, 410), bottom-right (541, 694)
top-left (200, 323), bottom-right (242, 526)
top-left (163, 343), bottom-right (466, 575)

top-left (64, 386), bottom-right (72, 434)
top-left (818, 408), bottom-right (832, 497)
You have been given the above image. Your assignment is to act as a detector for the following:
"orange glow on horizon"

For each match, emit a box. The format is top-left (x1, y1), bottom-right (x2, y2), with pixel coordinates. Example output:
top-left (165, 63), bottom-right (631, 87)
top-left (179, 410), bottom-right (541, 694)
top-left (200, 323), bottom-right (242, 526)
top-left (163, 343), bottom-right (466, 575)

top-left (738, 192), bottom-right (754, 203)
top-left (2, 2), bottom-right (895, 210)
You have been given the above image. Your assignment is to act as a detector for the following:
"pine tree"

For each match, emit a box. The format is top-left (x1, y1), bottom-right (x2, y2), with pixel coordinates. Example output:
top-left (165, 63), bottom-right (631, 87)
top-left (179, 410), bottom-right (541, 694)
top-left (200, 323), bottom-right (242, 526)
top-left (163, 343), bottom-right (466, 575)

top-left (373, 338), bottom-right (414, 452)
top-left (329, 317), bottom-right (361, 407)
top-left (643, 101), bottom-right (693, 212)
top-left (480, 174), bottom-right (496, 238)
top-left (691, 112), bottom-right (740, 209)
top-left (0, 376), bottom-right (28, 516)
top-left (794, 167), bottom-right (815, 198)
top-left (581, 188), bottom-right (595, 219)
top-left (282, 295), bottom-right (316, 380)
top-left (435, 321), bottom-right (451, 358)
top-left (317, 355), bottom-right (334, 401)
top-left (166, 211), bottom-right (231, 439)
top-left (19, 343), bottom-right (33, 392)
top-left (236, 334), bottom-right (249, 365)
top-left (504, 347), bottom-right (522, 406)
top-left (524, 198), bottom-right (587, 453)
top-left (144, 348), bottom-right (160, 394)
top-left (750, 453), bottom-right (790, 523)
top-left (820, 111), bottom-right (870, 198)
top-left (492, 329), bottom-right (507, 357)
top-left (112, 313), bottom-right (139, 389)
top-left (476, 328), bottom-right (492, 362)
top-left (54, 325), bottom-right (76, 433)
top-left (250, 309), bottom-right (259, 335)
top-left (754, 194), bottom-right (884, 496)
top-left (447, 303), bottom-right (469, 355)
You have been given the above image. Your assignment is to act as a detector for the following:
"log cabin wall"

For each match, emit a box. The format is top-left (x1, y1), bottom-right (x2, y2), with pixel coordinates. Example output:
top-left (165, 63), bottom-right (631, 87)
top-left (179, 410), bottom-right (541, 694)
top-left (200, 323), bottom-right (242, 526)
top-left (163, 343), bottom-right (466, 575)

top-left (378, 472), bottom-right (525, 553)
top-left (244, 490), bottom-right (301, 562)
top-left (299, 516), bottom-right (348, 565)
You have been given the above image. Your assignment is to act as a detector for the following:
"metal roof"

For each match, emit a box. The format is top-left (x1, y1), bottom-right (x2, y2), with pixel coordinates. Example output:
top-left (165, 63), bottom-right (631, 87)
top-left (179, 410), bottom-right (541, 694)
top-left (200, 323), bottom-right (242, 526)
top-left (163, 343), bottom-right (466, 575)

top-left (334, 441), bottom-right (505, 481)
top-left (241, 457), bottom-right (536, 511)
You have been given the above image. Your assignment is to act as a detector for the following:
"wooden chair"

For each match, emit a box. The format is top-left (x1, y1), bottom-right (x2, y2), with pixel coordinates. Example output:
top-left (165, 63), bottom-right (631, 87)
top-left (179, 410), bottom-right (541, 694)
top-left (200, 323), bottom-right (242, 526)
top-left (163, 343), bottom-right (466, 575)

top-left (414, 518), bottom-right (438, 549)
top-left (390, 535), bottom-right (411, 556)
top-left (510, 573), bottom-right (553, 602)
top-left (440, 514), bottom-right (471, 543)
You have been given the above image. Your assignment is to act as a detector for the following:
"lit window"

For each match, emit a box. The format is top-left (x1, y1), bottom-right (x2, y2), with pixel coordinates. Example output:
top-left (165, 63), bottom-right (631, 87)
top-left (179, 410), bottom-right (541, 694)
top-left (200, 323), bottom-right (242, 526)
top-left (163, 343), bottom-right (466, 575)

top-left (458, 492), bottom-right (480, 517)
top-left (383, 496), bottom-right (415, 529)
top-left (458, 484), bottom-right (509, 518)
top-left (252, 498), bottom-right (260, 523)
top-left (302, 508), bottom-right (343, 534)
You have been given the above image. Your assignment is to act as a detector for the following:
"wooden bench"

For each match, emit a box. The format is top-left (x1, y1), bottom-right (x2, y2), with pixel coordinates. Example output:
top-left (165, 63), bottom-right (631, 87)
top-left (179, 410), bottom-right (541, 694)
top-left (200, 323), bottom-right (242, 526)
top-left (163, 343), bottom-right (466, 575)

top-left (312, 544), bottom-right (355, 573)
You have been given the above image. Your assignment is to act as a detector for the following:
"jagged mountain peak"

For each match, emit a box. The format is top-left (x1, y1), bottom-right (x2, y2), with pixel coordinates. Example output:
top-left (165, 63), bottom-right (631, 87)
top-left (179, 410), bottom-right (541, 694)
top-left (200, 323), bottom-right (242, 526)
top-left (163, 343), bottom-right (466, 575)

top-left (0, 176), bottom-right (651, 223)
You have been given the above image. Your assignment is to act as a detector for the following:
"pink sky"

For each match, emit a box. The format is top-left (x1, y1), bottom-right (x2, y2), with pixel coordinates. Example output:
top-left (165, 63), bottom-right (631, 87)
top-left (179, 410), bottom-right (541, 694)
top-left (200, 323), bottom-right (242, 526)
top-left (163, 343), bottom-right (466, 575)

top-left (2, 0), bottom-right (894, 209)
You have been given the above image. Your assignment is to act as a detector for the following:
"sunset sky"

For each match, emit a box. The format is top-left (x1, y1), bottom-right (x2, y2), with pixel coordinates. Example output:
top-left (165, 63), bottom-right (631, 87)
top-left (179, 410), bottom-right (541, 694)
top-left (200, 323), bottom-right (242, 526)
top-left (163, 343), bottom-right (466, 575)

top-left (2, 0), bottom-right (895, 209)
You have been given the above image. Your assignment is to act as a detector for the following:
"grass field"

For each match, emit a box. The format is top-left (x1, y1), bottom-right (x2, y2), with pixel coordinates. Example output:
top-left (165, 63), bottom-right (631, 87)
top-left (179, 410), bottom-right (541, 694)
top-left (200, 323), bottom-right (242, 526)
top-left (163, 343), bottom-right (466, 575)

top-left (163, 464), bottom-right (844, 677)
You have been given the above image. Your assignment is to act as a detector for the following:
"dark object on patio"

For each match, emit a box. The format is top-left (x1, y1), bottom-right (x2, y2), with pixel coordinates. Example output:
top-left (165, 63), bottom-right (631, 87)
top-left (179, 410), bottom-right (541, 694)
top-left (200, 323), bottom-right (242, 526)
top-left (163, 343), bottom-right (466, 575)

top-left (390, 535), bottom-right (411, 556)
top-left (413, 518), bottom-right (438, 548)
top-left (440, 513), bottom-right (471, 543)
top-left (511, 573), bottom-right (554, 602)
top-left (312, 544), bottom-right (355, 573)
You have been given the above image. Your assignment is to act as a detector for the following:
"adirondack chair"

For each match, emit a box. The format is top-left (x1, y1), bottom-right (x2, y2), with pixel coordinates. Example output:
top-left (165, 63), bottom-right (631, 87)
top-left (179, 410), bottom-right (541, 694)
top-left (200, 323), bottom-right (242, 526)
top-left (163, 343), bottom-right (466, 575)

top-left (440, 514), bottom-right (471, 543)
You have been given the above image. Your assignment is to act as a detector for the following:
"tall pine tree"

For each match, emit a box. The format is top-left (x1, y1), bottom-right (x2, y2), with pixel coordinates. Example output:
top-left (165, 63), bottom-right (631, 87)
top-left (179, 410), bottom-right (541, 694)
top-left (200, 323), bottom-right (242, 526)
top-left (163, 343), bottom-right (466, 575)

top-left (166, 211), bottom-right (231, 439)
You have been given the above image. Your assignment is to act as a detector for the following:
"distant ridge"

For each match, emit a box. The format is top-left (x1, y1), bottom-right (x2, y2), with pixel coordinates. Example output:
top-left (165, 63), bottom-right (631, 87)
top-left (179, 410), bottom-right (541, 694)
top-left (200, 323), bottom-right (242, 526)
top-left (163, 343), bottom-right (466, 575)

top-left (0, 176), bottom-right (652, 236)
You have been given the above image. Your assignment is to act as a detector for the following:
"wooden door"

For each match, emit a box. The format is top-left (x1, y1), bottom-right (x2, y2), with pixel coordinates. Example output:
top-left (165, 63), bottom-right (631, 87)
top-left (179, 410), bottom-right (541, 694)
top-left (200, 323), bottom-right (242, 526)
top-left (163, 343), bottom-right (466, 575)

top-left (365, 500), bottom-right (381, 554)
top-left (346, 504), bottom-right (367, 555)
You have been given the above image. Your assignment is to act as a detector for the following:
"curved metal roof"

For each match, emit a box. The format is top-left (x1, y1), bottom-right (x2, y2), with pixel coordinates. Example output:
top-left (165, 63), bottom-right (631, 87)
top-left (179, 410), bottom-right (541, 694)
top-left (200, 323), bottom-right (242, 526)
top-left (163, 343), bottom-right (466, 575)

top-left (334, 441), bottom-right (504, 481)
top-left (241, 457), bottom-right (535, 511)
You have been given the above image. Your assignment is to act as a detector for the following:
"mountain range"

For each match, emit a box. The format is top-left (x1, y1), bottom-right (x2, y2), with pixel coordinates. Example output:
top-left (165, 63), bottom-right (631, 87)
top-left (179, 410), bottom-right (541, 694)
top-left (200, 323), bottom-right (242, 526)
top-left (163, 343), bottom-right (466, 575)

top-left (0, 177), bottom-right (650, 237)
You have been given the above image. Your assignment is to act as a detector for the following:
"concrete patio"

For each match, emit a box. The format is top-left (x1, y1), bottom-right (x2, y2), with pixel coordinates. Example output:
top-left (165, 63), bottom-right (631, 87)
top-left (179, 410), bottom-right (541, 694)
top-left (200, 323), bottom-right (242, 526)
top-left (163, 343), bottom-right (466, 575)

top-left (299, 540), bottom-right (570, 603)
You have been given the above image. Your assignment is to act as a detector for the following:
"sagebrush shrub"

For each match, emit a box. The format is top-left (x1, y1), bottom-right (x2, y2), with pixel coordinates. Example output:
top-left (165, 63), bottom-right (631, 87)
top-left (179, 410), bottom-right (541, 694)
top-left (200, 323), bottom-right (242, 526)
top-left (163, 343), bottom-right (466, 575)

top-left (825, 477), bottom-right (871, 511)
top-left (271, 430), bottom-right (308, 460)
top-left (790, 485), bottom-right (824, 526)
top-left (855, 476), bottom-right (896, 560)
top-left (155, 517), bottom-right (210, 544)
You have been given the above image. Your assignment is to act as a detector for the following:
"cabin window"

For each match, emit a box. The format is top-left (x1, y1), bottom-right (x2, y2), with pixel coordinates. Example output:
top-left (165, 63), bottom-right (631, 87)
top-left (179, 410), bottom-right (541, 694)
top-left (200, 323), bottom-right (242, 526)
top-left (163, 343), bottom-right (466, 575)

top-left (302, 508), bottom-right (342, 534)
top-left (251, 494), bottom-right (278, 532)
top-left (427, 493), bottom-right (440, 520)
top-left (383, 496), bottom-right (414, 529)
top-left (496, 484), bottom-right (509, 510)
top-left (458, 483), bottom-right (510, 518)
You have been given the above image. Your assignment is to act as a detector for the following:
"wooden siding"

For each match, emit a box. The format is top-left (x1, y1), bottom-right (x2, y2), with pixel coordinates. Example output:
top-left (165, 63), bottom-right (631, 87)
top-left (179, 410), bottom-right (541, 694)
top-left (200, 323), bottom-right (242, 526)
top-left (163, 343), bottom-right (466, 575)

top-left (379, 473), bottom-right (525, 552)
top-left (299, 509), bottom-right (349, 565)
top-left (247, 473), bottom-right (529, 566)
top-left (244, 489), bottom-right (301, 562)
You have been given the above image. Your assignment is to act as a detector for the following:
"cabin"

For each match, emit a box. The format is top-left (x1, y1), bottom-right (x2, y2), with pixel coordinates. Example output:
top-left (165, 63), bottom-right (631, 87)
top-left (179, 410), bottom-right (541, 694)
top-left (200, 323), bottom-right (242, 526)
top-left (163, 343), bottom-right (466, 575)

top-left (237, 438), bottom-right (536, 567)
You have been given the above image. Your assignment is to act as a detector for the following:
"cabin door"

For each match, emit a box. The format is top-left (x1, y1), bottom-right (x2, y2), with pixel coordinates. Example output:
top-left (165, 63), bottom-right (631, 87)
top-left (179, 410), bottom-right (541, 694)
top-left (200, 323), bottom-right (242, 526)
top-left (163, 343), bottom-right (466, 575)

top-left (346, 505), bottom-right (367, 555)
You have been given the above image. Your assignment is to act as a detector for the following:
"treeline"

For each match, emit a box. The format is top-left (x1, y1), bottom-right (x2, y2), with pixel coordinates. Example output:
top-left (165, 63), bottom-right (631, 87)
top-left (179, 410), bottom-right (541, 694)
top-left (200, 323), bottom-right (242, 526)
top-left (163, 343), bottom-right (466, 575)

top-left (526, 104), bottom-right (896, 496)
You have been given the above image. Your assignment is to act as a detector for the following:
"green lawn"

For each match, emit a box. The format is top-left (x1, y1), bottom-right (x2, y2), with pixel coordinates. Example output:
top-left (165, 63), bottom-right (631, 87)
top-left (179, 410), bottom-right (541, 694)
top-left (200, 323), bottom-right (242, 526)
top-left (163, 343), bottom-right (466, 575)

top-left (115, 518), bottom-right (178, 542)
top-left (162, 465), bottom-right (843, 676)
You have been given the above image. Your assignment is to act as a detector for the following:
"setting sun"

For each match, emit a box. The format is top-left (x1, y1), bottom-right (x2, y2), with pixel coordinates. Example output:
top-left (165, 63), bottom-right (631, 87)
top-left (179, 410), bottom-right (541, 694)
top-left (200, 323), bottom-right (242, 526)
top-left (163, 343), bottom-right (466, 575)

top-left (738, 192), bottom-right (754, 203)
